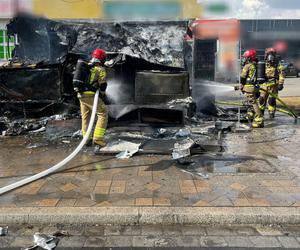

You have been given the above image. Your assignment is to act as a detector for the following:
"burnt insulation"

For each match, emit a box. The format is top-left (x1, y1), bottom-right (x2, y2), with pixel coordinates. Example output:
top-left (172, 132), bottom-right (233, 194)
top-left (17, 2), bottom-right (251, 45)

top-left (7, 14), bottom-right (188, 68)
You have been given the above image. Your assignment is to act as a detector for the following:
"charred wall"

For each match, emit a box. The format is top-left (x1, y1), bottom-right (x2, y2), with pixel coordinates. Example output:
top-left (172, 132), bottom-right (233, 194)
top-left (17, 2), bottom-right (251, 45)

top-left (7, 14), bottom-right (188, 68)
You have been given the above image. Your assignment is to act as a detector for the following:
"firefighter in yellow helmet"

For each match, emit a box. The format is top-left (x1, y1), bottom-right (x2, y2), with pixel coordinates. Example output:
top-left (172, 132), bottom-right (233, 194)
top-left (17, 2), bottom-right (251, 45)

top-left (240, 49), bottom-right (264, 128)
top-left (259, 48), bottom-right (285, 118)
top-left (74, 48), bottom-right (108, 150)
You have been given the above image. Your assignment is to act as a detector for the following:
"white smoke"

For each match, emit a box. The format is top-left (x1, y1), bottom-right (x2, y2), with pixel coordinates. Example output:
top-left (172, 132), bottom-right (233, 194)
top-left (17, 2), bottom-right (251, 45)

top-left (106, 79), bottom-right (132, 104)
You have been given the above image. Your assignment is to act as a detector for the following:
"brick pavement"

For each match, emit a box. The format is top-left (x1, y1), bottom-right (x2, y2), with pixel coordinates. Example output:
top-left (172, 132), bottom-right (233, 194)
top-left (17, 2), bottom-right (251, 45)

top-left (0, 114), bottom-right (299, 208)
top-left (1, 223), bottom-right (300, 248)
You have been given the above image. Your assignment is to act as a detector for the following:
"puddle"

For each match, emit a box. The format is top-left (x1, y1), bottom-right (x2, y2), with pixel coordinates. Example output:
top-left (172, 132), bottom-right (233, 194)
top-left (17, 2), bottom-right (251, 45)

top-left (177, 154), bottom-right (278, 174)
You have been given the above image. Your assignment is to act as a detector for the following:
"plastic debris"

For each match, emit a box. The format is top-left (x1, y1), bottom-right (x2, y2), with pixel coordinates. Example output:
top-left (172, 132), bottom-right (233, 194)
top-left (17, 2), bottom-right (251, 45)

top-left (116, 148), bottom-right (139, 159)
top-left (24, 233), bottom-right (58, 250)
top-left (26, 143), bottom-right (48, 149)
top-left (0, 226), bottom-right (8, 236)
top-left (158, 128), bottom-right (167, 135)
top-left (71, 130), bottom-right (81, 138)
top-left (100, 140), bottom-right (141, 159)
top-left (277, 155), bottom-right (292, 162)
top-left (195, 172), bottom-right (209, 179)
top-left (28, 126), bottom-right (46, 133)
top-left (172, 138), bottom-right (194, 160)
top-left (34, 233), bottom-right (57, 250)
top-left (175, 128), bottom-right (191, 137)
top-left (168, 97), bottom-right (193, 105)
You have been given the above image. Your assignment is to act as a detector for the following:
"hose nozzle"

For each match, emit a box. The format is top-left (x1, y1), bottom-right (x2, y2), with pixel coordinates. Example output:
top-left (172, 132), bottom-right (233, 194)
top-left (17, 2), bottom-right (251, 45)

top-left (234, 85), bottom-right (240, 91)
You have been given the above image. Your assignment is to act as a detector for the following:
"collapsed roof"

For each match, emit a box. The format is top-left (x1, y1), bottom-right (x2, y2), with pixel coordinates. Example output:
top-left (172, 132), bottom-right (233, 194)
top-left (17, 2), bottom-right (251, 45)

top-left (7, 14), bottom-right (188, 68)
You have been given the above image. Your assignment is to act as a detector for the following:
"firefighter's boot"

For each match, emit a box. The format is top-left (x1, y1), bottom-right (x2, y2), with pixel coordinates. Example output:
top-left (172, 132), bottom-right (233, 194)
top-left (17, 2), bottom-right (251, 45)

top-left (252, 116), bottom-right (264, 128)
top-left (269, 112), bottom-right (275, 119)
top-left (246, 111), bottom-right (254, 121)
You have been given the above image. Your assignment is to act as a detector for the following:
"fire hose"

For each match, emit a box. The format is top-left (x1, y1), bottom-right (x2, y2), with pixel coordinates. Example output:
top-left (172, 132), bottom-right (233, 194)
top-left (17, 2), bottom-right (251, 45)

top-left (219, 87), bottom-right (298, 120)
top-left (0, 90), bottom-right (100, 195)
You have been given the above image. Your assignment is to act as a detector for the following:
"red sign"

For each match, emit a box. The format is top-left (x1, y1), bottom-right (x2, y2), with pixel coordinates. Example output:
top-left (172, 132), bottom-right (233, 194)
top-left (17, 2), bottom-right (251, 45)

top-left (191, 19), bottom-right (240, 42)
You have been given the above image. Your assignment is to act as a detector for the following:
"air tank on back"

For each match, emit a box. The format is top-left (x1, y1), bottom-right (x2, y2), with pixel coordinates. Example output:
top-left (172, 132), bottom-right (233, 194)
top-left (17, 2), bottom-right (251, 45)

top-left (257, 61), bottom-right (266, 84)
top-left (72, 59), bottom-right (90, 92)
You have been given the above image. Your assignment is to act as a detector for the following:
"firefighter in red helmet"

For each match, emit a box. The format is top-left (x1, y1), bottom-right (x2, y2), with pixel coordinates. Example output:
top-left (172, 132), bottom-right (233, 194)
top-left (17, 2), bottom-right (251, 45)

top-left (240, 49), bottom-right (264, 128)
top-left (78, 48), bottom-right (108, 150)
top-left (259, 47), bottom-right (285, 118)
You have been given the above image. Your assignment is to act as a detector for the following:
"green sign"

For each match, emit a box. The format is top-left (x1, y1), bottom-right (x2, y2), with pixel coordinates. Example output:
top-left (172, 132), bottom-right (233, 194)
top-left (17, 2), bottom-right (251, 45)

top-left (103, 0), bottom-right (181, 19)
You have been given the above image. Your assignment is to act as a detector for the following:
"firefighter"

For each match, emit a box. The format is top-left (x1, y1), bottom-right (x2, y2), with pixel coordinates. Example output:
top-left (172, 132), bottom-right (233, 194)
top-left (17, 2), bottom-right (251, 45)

top-left (78, 48), bottom-right (108, 150)
top-left (240, 49), bottom-right (264, 128)
top-left (259, 48), bottom-right (285, 118)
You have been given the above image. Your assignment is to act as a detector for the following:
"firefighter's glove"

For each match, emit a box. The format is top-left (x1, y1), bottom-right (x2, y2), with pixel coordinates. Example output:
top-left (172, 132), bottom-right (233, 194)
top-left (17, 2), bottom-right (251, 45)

top-left (91, 82), bottom-right (100, 92)
top-left (101, 93), bottom-right (109, 105)
top-left (278, 84), bottom-right (284, 91)
top-left (239, 84), bottom-right (245, 94)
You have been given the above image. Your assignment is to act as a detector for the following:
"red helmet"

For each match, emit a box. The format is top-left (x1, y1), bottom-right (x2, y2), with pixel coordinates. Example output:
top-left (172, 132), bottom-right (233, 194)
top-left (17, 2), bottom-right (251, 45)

top-left (243, 49), bottom-right (257, 62)
top-left (91, 48), bottom-right (107, 61)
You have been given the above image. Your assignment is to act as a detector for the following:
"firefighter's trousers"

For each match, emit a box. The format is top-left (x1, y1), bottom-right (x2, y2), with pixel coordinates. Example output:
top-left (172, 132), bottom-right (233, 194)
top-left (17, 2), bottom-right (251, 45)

top-left (79, 93), bottom-right (108, 145)
top-left (243, 84), bottom-right (264, 127)
top-left (259, 82), bottom-right (278, 115)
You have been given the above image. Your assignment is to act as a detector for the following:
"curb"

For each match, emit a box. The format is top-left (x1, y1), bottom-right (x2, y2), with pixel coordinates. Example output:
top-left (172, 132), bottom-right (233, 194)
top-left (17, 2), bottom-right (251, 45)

top-left (0, 207), bottom-right (300, 225)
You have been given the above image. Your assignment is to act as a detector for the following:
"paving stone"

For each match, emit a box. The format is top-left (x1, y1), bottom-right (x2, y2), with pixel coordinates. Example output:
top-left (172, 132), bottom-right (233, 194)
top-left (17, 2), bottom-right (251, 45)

top-left (110, 180), bottom-right (126, 194)
top-left (56, 224), bottom-right (85, 236)
top-left (162, 225), bottom-right (182, 236)
top-left (277, 236), bottom-right (300, 248)
top-left (153, 198), bottom-right (171, 206)
top-left (233, 198), bottom-right (251, 206)
top-left (84, 236), bottom-right (106, 247)
top-left (135, 198), bottom-right (153, 206)
top-left (84, 225), bottom-right (105, 236)
top-left (145, 182), bottom-right (161, 191)
top-left (59, 236), bottom-right (87, 247)
top-left (132, 235), bottom-right (155, 247)
top-left (36, 198), bottom-right (59, 207)
top-left (74, 197), bottom-right (97, 207)
top-left (223, 236), bottom-right (254, 247)
top-left (281, 225), bottom-right (300, 236)
top-left (104, 225), bottom-right (122, 236)
top-left (0, 236), bottom-right (15, 248)
top-left (93, 186), bottom-right (110, 194)
top-left (206, 227), bottom-right (239, 236)
top-left (248, 236), bottom-right (282, 247)
top-left (247, 198), bottom-right (271, 206)
top-left (57, 198), bottom-right (76, 207)
top-left (199, 236), bottom-right (228, 247)
top-left (193, 200), bottom-right (211, 206)
top-left (105, 236), bottom-right (133, 247)
top-left (121, 225), bottom-right (141, 236)
top-left (10, 236), bottom-right (33, 247)
top-left (256, 226), bottom-right (284, 236)
top-left (141, 225), bottom-right (163, 236)
top-left (96, 180), bottom-right (112, 187)
top-left (181, 225), bottom-right (207, 236)
top-left (60, 183), bottom-right (78, 192)
top-left (229, 182), bottom-right (247, 191)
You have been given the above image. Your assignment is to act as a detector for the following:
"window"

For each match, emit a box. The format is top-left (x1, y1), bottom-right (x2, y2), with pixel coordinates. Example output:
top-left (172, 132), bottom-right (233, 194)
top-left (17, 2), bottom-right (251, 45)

top-left (0, 29), bottom-right (15, 60)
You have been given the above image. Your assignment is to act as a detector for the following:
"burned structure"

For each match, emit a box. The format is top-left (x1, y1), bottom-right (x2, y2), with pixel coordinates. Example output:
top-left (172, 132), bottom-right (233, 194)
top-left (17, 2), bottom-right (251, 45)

top-left (0, 15), bottom-right (194, 123)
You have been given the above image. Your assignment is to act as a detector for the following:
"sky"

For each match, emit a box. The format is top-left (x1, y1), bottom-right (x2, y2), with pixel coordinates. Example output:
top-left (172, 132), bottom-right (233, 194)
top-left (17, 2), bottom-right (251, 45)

top-left (199, 0), bottom-right (300, 19)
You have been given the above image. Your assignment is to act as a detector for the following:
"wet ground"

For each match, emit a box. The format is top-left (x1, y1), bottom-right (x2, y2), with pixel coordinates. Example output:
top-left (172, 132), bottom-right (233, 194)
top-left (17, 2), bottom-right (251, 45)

top-left (1, 223), bottom-right (300, 249)
top-left (0, 113), bottom-right (299, 208)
